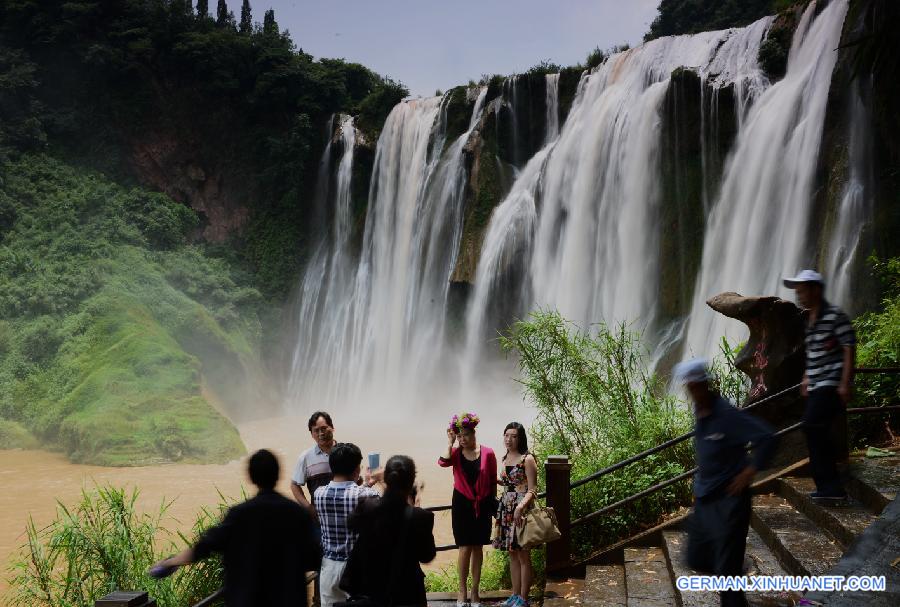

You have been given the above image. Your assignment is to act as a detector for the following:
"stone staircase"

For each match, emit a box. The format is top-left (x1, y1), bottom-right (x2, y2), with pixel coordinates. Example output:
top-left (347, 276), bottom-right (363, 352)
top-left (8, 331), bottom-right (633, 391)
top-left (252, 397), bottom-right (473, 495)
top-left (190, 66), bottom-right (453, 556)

top-left (545, 453), bottom-right (900, 607)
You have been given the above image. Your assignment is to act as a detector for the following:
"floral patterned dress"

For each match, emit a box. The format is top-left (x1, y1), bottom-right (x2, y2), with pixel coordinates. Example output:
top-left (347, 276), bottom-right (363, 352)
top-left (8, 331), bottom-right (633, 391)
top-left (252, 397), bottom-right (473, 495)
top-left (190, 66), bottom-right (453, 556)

top-left (492, 455), bottom-right (530, 551)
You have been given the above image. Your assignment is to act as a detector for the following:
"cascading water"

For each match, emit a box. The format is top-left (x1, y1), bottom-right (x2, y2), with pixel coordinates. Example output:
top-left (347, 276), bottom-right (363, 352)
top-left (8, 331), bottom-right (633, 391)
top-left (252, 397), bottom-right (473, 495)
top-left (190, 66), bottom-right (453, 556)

top-left (544, 73), bottom-right (560, 144)
top-left (683, 0), bottom-right (849, 358)
top-left (287, 115), bottom-right (358, 404)
top-left (288, 0), bottom-right (860, 416)
top-left (287, 89), bottom-right (489, 412)
top-left (464, 16), bottom-right (772, 371)
top-left (826, 77), bottom-right (873, 313)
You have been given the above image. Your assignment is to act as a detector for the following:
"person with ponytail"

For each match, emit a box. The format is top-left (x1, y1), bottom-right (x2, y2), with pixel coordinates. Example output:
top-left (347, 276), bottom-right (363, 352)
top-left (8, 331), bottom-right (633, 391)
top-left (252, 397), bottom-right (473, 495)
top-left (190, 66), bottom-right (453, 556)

top-left (438, 412), bottom-right (498, 607)
top-left (340, 455), bottom-right (436, 606)
top-left (493, 422), bottom-right (538, 607)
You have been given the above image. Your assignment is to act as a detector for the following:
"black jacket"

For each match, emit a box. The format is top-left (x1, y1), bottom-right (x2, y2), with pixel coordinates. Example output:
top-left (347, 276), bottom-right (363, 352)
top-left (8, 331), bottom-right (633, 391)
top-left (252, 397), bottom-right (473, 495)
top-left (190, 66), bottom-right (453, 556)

top-left (341, 495), bottom-right (436, 606)
top-left (193, 489), bottom-right (321, 607)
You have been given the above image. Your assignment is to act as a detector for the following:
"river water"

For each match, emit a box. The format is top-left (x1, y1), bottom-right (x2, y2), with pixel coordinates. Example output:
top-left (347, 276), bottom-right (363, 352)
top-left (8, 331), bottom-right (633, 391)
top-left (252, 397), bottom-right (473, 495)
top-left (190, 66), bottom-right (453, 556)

top-left (0, 411), bottom-right (532, 595)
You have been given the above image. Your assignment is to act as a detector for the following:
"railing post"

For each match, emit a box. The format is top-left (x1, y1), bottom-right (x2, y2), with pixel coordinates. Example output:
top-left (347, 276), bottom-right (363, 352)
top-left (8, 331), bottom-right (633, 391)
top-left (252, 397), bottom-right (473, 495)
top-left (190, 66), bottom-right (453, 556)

top-left (545, 454), bottom-right (572, 576)
top-left (95, 591), bottom-right (156, 606)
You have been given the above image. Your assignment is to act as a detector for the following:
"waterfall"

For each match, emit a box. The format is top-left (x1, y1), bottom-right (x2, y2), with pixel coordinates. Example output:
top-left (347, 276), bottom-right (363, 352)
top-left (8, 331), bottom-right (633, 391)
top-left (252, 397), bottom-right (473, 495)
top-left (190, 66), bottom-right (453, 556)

top-left (287, 0), bottom-right (861, 415)
top-left (683, 0), bottom-right (849, 358)
top-left (286, 90), bottom-right (489, 412)
top-left (826, 77), bottom-right (873, 312)
top-left (286, 115), bottom-right (357, 403)
top-left (545, 73), bottom-right (560, 144)
top-left (462, 15), bottom-right (772, 370)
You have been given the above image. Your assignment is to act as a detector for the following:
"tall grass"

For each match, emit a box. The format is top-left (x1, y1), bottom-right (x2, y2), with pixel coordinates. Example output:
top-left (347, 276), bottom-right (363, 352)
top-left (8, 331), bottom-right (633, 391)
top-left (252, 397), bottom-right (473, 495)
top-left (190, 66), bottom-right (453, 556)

top-left (499, 311), bottom-right (695, 559)
top-left (5, 485), bottom-right (231, 607)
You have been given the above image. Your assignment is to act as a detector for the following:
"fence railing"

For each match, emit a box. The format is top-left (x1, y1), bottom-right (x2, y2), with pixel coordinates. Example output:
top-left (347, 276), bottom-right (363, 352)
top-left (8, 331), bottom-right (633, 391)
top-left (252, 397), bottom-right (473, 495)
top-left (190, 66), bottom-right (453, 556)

top-left (541, 366), bottom-right (900, 573)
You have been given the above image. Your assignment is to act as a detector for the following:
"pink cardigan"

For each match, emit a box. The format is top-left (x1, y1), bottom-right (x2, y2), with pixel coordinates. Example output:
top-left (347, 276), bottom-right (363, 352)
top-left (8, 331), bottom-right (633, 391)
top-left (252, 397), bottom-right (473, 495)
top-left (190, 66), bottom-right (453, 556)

top-left (438, 446), bottom-right (498, 517)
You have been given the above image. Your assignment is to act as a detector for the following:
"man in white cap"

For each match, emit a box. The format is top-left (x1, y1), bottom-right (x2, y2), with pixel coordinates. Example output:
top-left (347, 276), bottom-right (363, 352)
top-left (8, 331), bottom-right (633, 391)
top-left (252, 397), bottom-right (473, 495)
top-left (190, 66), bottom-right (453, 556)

top-left (783, 269), bottom-right (856, 500)
top-left (675, 358), bottom-right (776, 607)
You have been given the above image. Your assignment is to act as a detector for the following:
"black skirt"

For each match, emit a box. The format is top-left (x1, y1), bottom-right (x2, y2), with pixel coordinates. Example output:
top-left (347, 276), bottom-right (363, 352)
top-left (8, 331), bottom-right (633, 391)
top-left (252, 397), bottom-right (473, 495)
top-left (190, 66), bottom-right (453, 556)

top-left (451, 489), bottom-right (493, 546)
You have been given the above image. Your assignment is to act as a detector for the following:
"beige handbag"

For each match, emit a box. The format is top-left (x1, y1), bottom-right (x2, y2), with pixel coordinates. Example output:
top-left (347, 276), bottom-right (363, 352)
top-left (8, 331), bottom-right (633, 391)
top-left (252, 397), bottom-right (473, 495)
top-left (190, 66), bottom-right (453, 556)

top-left (514, 503), bottom-right (562, 549)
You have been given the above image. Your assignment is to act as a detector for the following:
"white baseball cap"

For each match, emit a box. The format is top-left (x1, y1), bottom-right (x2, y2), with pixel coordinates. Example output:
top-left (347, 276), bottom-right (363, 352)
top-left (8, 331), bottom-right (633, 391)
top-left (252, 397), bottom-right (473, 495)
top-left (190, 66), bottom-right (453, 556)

top-left (673, 358), bottom-right (711, 385)
top-left (783, 269), bottom-right (824, 288)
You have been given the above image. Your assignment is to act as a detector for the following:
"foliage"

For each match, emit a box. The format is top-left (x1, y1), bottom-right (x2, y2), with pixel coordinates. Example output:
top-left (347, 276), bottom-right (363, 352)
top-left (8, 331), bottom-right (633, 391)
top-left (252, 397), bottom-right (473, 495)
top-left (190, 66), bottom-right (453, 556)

top-left (500, 311), bottom-right (694, 558)
top-left (6, 485), bottom-right (232, 607)
top-left (645, 0), bottom-right (786, 41)
top-left (525, 60), bottom-right (562, 76)
top-left (709, 337), bottom-right (750, 406)
top-left (0, 154), bottom-right (253, 464)
top-left (852, 256), bottom-right (900, 417)
top-left (0, 0), bottom-right (408, 297)
top-left (425, 550), bottom-right (512, 593)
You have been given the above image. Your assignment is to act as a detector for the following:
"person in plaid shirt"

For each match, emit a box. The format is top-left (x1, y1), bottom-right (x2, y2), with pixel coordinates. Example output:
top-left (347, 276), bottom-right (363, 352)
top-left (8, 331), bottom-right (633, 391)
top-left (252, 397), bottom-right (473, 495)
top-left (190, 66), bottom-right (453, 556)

top-left (314, 443), bottom-right (381, 607)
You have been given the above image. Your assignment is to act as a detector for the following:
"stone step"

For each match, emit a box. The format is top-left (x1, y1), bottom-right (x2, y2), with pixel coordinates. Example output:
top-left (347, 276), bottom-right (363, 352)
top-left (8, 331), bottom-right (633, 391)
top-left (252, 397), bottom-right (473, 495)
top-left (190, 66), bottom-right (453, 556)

top-left (776, 476), bottom-right (876, 547)
top-left (582, 564), bottom-right (625, 607)
top-left (544, 578), bottom-right (585, 607)
top-left (623, 547), bottom-right (676, 607)
top-left (661, 528), bottom-right (792, 607)
top-left (751, 494), bottom-right (842, 577)
top-left (846, 454), bottom-right (900, 514)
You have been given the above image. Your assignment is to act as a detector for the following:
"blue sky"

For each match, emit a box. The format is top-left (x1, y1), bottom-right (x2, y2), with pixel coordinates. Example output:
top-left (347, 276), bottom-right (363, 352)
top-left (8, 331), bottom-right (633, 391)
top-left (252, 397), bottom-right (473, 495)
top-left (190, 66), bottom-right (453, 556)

top-left (217, 1), bottom-right (661, 96)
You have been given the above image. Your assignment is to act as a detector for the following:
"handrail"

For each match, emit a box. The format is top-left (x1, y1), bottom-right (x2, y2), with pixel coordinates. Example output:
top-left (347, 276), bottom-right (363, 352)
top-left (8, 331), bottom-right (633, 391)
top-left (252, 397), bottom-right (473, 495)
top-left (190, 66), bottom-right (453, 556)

top-left (569, 381), bottom-right (803, 490)
top-left (568, 404), bottom-right (898, 530)
top-left (192, 589), bottom-right (225, 607)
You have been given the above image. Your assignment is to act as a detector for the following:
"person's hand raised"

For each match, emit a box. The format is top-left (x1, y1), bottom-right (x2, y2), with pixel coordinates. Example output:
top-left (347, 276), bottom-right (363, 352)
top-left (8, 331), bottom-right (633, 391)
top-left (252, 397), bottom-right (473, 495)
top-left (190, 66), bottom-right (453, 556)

top-left (447, 428), bottom-right (457, 447)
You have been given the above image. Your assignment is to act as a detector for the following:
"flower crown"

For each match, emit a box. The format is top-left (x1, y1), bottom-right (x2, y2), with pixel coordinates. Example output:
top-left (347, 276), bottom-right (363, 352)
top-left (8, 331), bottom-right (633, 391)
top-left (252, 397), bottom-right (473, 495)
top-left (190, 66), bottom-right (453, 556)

top-left (448, 412), bottom-right (479, 432)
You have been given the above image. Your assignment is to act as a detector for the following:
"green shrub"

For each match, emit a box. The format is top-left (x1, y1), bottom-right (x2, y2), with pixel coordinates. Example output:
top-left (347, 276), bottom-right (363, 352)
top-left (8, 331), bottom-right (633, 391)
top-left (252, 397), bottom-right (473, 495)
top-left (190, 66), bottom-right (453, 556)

top-left (500, 311), bottom-right (694, 559)
top-left (6, 485), bottom-right (231, 607)
top-left (850, 256), bottom-right (900, 445)
top-left (0, 418), bottom-right (38, 449)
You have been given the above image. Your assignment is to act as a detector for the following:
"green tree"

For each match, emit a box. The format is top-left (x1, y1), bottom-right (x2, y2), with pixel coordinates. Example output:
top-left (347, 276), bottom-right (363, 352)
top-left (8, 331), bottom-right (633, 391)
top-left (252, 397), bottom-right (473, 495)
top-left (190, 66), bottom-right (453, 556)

top-left (197, 0), bottom-right (209, 18)
top-left (263, 8), bottom-right (277, 36)
top-left (239, 0), bottom-right (252, 34)
top-left (215, 0), bottom-right (234, 28)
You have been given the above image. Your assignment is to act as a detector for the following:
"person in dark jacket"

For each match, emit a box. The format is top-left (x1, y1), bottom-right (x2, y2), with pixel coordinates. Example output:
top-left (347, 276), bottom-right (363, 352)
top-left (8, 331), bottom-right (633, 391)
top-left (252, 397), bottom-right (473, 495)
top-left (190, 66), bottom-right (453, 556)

top-left (675, 359), bottom-right (777, 607)
top-left (150, 449), bottom-right (321, 607)
top-left (340, 455), bottom-right (436, 607)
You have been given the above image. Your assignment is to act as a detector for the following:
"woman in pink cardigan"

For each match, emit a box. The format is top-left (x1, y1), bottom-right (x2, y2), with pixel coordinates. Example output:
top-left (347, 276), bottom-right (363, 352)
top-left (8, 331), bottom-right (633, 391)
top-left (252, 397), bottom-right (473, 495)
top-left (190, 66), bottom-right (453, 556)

top-left (438, 412), bottom-right (497, 607)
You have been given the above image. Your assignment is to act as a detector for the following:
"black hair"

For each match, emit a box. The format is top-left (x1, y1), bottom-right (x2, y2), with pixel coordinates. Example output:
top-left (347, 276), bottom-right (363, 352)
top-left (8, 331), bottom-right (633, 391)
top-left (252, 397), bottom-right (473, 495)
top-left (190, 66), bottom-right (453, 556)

top-left (383, 455), bottom-right (416, 495)
top-left (329, 442), bottom-right (363, 477)
top-left (503, 422), bottom-right (529, 459)
top-left (248, 449), bottom-right (279, 490)
top-left (308, 411), bottom-right (333, 431)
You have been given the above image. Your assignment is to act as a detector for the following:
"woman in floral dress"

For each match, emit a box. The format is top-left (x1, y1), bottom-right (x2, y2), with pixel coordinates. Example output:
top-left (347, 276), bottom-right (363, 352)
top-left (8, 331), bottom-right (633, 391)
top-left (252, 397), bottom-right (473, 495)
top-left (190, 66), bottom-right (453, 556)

top-left (493, 422), bottom-right (538, 607)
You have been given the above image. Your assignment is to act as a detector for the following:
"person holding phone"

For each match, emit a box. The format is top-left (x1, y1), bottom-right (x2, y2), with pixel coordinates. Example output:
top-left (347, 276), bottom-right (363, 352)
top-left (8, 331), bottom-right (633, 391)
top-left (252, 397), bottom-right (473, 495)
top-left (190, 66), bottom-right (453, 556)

top-left (438, 412), bottom-right (497, 607)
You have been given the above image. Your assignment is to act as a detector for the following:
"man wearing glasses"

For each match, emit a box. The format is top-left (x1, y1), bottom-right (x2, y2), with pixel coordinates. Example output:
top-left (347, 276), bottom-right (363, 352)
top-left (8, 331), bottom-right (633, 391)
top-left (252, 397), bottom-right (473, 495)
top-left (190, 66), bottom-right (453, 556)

top-left (292, 411), bottom-right (338, 521)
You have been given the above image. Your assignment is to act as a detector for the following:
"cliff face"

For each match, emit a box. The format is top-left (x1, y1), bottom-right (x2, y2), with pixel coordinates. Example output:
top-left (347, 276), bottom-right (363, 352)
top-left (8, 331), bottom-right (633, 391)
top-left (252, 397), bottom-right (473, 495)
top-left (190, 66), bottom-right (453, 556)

top-left (814, 0), bottom-right (900, 310)
top-left (129, 133), bottom-right (250, 242)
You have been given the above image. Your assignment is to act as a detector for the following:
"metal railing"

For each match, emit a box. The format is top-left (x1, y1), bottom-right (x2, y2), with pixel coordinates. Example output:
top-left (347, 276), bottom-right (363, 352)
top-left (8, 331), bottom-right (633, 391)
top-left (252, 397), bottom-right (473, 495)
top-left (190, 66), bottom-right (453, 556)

top-left (542, 367), bottom-right (900, 572)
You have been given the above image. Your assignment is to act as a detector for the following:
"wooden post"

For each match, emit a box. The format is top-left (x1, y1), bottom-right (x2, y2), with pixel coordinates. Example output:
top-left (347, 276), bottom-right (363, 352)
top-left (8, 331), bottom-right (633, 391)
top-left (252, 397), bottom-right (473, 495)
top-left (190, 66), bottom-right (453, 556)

top-left (545, 454), bottom-right (572, 576)
top-left (95, 591), bottom-right (156, 607)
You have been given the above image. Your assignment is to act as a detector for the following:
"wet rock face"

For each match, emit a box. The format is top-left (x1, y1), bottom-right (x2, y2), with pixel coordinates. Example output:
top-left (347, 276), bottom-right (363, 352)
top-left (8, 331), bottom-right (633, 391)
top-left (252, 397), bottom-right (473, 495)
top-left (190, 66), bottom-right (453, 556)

top-left (706, 292), bottom-right (805, 401)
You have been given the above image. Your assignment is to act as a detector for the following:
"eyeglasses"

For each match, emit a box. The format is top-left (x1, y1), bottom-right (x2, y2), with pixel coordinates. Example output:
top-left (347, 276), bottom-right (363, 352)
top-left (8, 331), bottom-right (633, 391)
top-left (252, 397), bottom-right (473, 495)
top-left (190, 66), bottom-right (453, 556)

top-left (311, 427), bottom-right (332, 434)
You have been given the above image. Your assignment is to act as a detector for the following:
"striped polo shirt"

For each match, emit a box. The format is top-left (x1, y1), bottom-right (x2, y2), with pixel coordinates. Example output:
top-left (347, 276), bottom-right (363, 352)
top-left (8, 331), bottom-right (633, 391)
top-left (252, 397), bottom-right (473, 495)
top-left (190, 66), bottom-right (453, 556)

top-left (805, 302), bottom-right (856, 391)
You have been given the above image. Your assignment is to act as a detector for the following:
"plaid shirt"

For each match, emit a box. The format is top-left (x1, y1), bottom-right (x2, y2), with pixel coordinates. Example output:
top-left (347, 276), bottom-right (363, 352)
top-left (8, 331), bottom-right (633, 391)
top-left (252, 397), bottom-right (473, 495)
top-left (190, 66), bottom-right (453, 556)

top-left (313, 481), bottom-right (381, 561)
